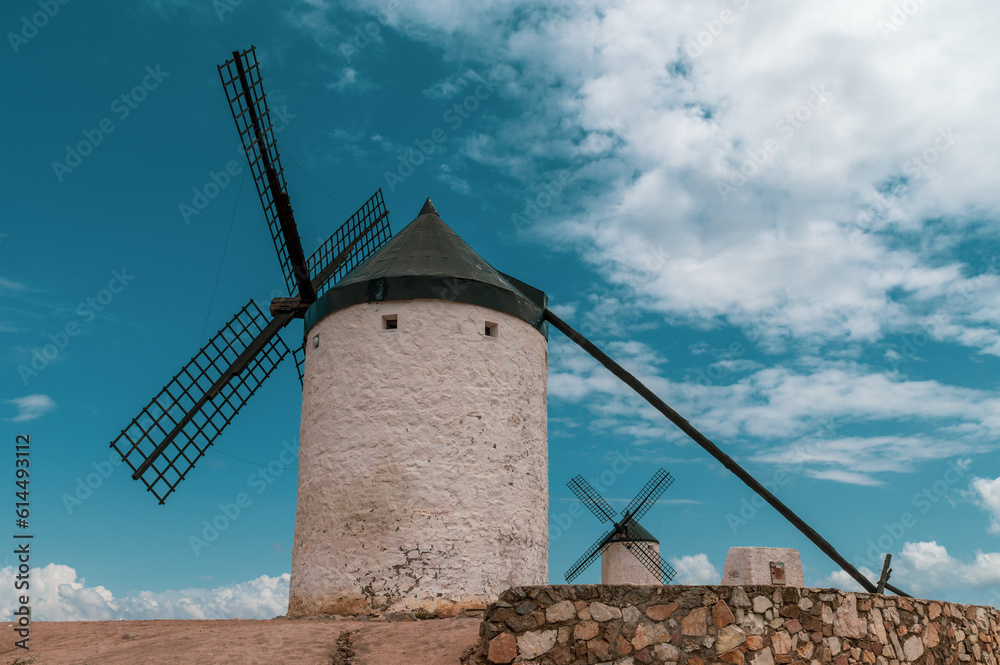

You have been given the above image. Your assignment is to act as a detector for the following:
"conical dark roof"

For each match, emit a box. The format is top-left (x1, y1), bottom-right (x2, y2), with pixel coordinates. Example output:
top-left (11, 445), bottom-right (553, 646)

top-left (305, 198), bottom-right (547, 334)
top-left (609, 518), bottom-right (659, 544)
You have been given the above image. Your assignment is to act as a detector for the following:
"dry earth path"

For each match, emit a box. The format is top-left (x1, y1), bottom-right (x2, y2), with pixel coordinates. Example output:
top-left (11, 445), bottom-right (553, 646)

top-left (1, 617), bottom-right (481, 665)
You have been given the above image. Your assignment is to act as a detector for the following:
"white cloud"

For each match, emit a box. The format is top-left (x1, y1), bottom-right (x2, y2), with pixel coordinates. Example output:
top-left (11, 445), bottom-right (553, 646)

top-left (670, 553), bottom-right (719, 584)
top-left (323, 0), bottom-right (1000, 356)
top-left (821, 542), bottom-right (1000, 597)
top-left (972, 476), bottom-right (1000, 533)
top-left (327, 67), bottom-right (375, 93)
top-left (7, 395), bottom-right (55, 423)
top-left (548, 340), bottom-right (1000, 482)
top-left (0, 564), bottom-right (289, 621)
top-left (819, 541), bottom-right (1000, 597)
top-left (0, 278), bottom-right (27, 292)
top-left (819, 566), bottom-right (877, 593)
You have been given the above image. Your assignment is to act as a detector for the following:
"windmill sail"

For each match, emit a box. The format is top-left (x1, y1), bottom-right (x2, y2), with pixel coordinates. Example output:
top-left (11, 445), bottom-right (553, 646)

top-left (624, 534), bottom-right (677, 584)
top-left (623, 468), bottom-right (674, 521)
top-left (218, 46), bottom-right (313, 300)
top-left (308, 189), bottom-right (392, 296)
top-left (110, 301), bottom-right (291, 504)
top-left (565, 528), bottom-right (615, 583)
top-left (110, 46), bottom-right (393, 507)
top-left (567, 475), bottom-right (617, 523)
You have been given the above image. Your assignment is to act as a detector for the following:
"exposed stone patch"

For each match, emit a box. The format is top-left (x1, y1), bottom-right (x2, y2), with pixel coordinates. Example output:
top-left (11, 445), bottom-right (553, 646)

top-left (464, 585), bottom-right (1000, 665)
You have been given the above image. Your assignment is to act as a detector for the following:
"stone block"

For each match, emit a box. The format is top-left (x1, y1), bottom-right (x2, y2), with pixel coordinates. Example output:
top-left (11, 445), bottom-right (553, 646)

top-left (721, 547), bottom-right (805, 586)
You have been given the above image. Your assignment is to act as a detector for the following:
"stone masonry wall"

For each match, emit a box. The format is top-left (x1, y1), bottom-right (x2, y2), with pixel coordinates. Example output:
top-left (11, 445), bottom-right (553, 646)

top-left (465, 585), bottom-right (1000, 665)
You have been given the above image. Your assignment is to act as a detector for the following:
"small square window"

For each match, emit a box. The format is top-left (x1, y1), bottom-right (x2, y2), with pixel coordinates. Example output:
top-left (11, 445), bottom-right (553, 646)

top-left (382, 314), bottom-right (398, 330)
top-left (485, 321), bottom-right (498, 338)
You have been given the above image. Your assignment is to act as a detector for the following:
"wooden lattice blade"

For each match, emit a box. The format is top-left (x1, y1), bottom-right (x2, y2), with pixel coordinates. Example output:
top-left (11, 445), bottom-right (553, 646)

top-left (623, 468), bottom-right (674, 523)
top-left (567, 474), bottom-right (617, 523)
top-left (625, 537), bottom-right (677, 584)
top-left (307, 189), bottom-right (392, 297)
top-left (218, 46), bottom-right (311, 299)
top-left (564, 528), bottom-right (615, 583)
top-left (109, 301), bottom-right (290, 504)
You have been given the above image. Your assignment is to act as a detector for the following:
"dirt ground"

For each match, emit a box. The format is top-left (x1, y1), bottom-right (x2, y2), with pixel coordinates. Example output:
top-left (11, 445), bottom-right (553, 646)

top-left (0, 617), bottom-right (481, 665)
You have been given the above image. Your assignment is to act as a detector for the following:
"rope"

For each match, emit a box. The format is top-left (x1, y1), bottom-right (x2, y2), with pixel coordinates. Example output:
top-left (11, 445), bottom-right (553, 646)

top-left (211, 447), bottom-right (297, 471)
top-left (199, 167), bottom-right (247, 346)
top-left (279, 142), bottom-right (350, 215)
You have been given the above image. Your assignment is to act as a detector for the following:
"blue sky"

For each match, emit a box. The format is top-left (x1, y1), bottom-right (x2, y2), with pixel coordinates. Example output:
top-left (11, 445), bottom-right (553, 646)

top-left (3, 0), bottom-right (1000, 620)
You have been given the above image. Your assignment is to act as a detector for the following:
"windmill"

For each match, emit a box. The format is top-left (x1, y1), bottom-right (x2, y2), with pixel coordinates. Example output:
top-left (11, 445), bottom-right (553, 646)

top-left (108, 46), bottom-right (899, 616)
top-left (565, 468), bottom-right (677, 585)
top-left (108, 46), bottom-right (392, 504)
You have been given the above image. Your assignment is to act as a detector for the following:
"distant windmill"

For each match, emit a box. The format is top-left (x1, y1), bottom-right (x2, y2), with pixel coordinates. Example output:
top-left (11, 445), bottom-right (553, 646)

top-left (565, 468), bottom-right (677, 585)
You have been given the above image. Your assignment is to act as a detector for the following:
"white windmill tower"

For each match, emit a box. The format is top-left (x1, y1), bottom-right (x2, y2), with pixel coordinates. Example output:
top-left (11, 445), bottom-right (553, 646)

top-left (288, 199), bottom-right (549, 617)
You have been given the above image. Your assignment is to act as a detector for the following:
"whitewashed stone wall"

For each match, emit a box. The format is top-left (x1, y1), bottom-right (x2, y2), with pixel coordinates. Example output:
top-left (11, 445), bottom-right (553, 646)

top-left (288, 299), bottom-right (549, 617)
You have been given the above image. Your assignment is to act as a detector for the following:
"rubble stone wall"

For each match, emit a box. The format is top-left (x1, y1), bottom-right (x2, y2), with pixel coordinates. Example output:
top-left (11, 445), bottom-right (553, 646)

top-left (465, 584), bottom-right (1000, 665)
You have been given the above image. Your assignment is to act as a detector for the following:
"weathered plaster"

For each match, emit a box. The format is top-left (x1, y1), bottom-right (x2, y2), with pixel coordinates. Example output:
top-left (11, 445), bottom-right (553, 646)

top-left (288, 299), bottom-right (549, 617)
top-left (601, 541), bottom-right (662, 586)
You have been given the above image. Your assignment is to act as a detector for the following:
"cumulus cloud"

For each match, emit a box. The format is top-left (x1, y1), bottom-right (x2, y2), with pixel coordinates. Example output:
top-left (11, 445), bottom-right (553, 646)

top-left (313, 0), bottom-right (1000, 357)
top-left (6, 395), bottom-right (55, 423)
top-left (0, 564), bottom-right (289, 621)
top-left (972, 476), bottom-right (1000, 533)
top-left (548, 337), bottom-right (998, 482)
top-left (818, 540), bottom-right (1000, 599)
top-left (819, 541), bottom-right (1000, 597)
top-left (670, 553), bottom-right (720, 584)
top-left (819, 566), bottom-right (877, 593)
top-left (283, 3), bottom-right (1000, 489)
